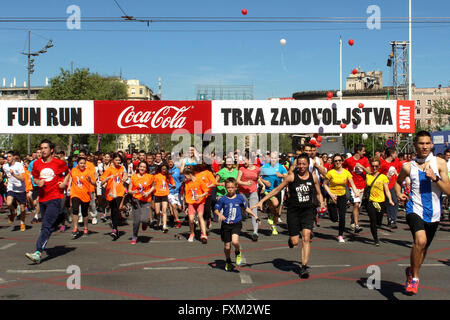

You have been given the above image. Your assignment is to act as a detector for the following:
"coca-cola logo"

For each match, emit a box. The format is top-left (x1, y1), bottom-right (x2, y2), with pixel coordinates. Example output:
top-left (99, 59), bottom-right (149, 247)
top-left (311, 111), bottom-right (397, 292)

top-left (117, 105), bottom-right (192, 129)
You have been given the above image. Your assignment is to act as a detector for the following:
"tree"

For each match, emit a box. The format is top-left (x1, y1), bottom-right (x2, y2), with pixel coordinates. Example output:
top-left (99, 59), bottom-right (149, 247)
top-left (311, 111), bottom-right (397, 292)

top-left (34, 68), bottom-right (128, 154)
top-left (431, 98), bottom-right (450, 130)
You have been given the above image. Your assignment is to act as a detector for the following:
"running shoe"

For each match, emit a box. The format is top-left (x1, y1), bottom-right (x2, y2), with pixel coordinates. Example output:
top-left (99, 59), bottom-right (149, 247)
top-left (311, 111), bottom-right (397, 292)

top-left (83, 229), bottom-right (89, 237)
top-left (374, 240), bottom-right (380, 246)
top-left (72, 229), bottom-right (78, 238)
top-left (130, 238), bottom-right (137, 245)
top-left (354, 225), bottom-right (363, 233)
top-left (405, 266), bottom-right (412, 287)
top-left (207, 218), bottom-right (212, 229)
top-left (278, 216), bottom-right (283, 223)
top-left (163, 226), bottom-right (169, 233)
top-left (225, 262), bottom-right (233, 272)
top-left (188, 233), bottom-right (195, 242)
top-left (31, 217), bottom-right (39, 224)
top-left (267, 215), bottom-right (274, 225)
top-left (271, 226), bottom-right (278, 235)
top-left (252, 233), bottom-right (258, 242)
top-left (91, 217), bottom-right (98, 225)
top-left (300, 265), bottom-right (310, 279)
top-left (101, 214), bottom-right (107, 222)
top-left (391, 222), bottom-right (398, 229)
top-left (20, 224), bottom-right (26, 232)
top-left (111, 229), bottom-right (119, 240)
top-left (175, 221), bottom-right (182, 229)
top-left (337, 236), bottom-right (345, 243)
top-left (142, 222), bottom-right (148, 231)
top-left (59, 225), bottom-right (66, 232)
top-left (236, 252), bottom-right (243, 266)
top-left (25, 251), bottom-right (41, 264)
top-left (350, 223), bottom-right (356, 231)
top-left (405, 278), bottom-right (419, 295)
top-left (8, 213), bottom-right (17, 223)
top-left (200, 234), bottom-right (208, 244)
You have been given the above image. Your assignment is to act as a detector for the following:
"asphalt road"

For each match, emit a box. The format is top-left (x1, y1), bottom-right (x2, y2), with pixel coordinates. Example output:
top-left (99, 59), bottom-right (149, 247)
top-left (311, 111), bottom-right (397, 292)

top-left (0, 206), bottom-right (449, 301)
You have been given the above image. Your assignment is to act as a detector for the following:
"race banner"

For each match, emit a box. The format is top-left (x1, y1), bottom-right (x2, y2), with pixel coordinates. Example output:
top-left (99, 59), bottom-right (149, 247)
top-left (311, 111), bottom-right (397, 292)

top-left (211, 100), bottom-right (415, 134)
top-left (0, 100), bottom-right (414, 134)
top-left (0, 100), bottom-right (94, 134)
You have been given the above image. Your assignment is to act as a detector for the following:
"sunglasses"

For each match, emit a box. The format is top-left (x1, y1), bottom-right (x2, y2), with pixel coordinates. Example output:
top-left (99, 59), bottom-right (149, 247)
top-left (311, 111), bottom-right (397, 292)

top-left (334, 159), bottom-right (343, 163)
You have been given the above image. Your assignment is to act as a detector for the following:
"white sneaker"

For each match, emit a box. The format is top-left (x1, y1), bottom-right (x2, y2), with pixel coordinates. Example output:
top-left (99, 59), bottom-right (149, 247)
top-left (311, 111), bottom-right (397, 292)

top-left (78, 215), bottom-right (83, 223)
top-left (92, 217), bottom-right (98, 225)
top-left (350, 223), bottom-right (355, 231)
top-left (337, 236), bottom-right (345, 243)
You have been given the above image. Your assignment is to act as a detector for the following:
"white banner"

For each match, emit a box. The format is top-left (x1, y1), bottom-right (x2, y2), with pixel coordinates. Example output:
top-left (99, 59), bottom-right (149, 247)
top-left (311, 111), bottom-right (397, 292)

top-left (0, 100), bottom-right (94, 134)
top-left (211, 100), bottom-right (414, 134)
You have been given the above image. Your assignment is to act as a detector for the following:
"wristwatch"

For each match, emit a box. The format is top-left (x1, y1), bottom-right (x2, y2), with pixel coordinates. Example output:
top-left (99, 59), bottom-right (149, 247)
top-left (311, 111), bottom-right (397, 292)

top-left (432, 175), bottom-right (441, 183)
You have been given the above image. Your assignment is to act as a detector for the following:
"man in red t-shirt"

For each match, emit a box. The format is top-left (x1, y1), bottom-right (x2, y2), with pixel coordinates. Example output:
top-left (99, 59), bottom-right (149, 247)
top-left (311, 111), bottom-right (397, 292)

top-left (26, 139), bottom-right (69, 264)
top-left (379, 147), bottom-right (402, 229)
top-left (343, 144), bottom-right (370, 233)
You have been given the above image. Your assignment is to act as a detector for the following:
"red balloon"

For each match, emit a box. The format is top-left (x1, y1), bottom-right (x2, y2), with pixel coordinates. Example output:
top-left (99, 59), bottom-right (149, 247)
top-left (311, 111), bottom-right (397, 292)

top-left (358, 103), bottom-right (364, 109)
top-left (352, 68), bottom-right (358, 75)
top-left (340, 123), bottom-right (347, 129)
top-left (313, 133), bottom-right (319, 138)
top-left (317, 136), bottom-right (322, 143)
top-left (241, 9), bottom-right (247, 15)
top-left (327, 91), bottom-right (333, 99)
top-left (316, 143), bottom-right (321, 148)
top-left (348, 39), bottom-right (354, 46)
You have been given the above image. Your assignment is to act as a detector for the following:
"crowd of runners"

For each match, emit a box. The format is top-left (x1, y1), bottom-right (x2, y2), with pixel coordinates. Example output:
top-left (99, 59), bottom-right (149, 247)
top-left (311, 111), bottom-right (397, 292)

top-left (1, 131), bottom-right (449, 295)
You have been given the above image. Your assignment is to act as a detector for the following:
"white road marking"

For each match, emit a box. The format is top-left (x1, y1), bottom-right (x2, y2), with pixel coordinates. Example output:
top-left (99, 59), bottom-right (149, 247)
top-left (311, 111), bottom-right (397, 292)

top-left (0, 243), bottom-right (17, 250)
top-left (246, 293), bottom-right (258, 300)
top-left (7, 269), bottom-right (66, 274)
top-left (240, 274), bottom-right (253, 284)
top-left (263, 246), bottom-right (288, 251)
top-left (310, 264), bottom-right (351, 268)
top-left (118, 258), bottom-right (176, 267)
top-left (398, 264), bottom-right (446, 267)
top-left (143, 266), bottom-right (207, 270)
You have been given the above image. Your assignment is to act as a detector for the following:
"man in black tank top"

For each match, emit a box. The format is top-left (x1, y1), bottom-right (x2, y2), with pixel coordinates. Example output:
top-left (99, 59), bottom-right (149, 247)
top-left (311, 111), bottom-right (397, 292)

top-left (253, 153), bottom-right (325, 278)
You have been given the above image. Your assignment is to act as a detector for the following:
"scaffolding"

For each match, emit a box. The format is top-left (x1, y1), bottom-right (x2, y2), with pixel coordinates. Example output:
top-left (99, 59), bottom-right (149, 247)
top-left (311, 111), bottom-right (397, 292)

top-left (389, 41), bottom-right (410, 100)
top-left (196, 84), bottom-right (254, 100)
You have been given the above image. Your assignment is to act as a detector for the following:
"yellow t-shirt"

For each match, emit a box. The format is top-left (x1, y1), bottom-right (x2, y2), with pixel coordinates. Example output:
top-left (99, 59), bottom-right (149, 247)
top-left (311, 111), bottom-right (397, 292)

top-left (325, 169), bottom-right (353, 196)
top-left (366, 174), bottom-right (389, 203)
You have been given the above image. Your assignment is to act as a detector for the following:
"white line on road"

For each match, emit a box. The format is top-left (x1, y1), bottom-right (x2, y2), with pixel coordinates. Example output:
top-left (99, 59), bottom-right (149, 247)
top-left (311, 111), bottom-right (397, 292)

top-left (0, 243), bottom-right (17, 250)
top-left (246, 293), bottom-right (258, 300)
top-left (7, 269), bottom-right (66, 274)
top-left (310, 264), bottom-right (351, 268)
top-left (240, 274), bottom-right (253, 284)
top-left (263, 246), bottom-right (288, 251)
top-left (143, 266), bottom-right (207, 270)
top-left (118, 258), bottom-right (176, 267)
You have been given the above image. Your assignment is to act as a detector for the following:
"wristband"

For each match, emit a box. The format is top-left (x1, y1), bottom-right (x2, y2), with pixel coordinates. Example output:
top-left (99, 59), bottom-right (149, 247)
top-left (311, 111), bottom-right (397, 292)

top-left (432, 176), bottom-right (441, 183)
top-left (256, 218), bottom-right (261, 222)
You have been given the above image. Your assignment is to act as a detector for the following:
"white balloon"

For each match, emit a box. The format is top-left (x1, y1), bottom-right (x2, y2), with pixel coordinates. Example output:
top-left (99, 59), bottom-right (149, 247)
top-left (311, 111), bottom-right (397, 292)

top-left (280, 38), bottom-right (287, 46)
top-left (362, 133), bottom-right (368, 140)
top-left (337, 91), bottom-right (343, 98)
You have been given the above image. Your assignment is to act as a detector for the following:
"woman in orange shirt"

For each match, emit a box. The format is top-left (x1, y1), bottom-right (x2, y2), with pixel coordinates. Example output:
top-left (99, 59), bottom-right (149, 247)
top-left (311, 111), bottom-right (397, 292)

top-left (128, 161), bottom-right (155, 244)
top-left (183, 167), bottom-right (209, 243)
top-left (194, 163), bottom-right (217, 229)
top-left (23, 159), bottom-right (34, 213)
top-left (153, 163), bottom-right (175, 233)
top-left (69, 157), bottom-right (96, 237)
top-left (101, 153), bottom-right (127, 240)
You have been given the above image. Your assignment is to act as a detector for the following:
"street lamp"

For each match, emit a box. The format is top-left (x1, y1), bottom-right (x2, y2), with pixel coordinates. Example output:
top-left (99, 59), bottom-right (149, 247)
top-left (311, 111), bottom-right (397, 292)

top-left (21, 31), bottom-right (54, 154)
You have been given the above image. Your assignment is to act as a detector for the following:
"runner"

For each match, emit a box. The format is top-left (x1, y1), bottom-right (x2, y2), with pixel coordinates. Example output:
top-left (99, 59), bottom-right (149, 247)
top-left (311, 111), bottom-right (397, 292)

top-left (25, 139), bottom-right (70, 264)
top-left (168, 157), bottom-right (184, 229)
top-left (253, 153), bottom-right (326, 278)
top-left (128, 161), bottom-right (154, 244)
top-left (68, 157), bottom-right (96, 238)
top-left (153, 163), bottom-right (175, 233)
top-left (343, 144), bottom-right (370, 233)
top-left (180, 145), bottom-right (199, 174)
top-left (3, 151), bottom-right (27, 231)
top-left (215, 177), bottom-right (260, 271)
top-left (183, 167), bottom-right (209, 243)
top-left (365, 157), bottom-right (394, 246)
top-left (78, 150), bottom-right (98, 225)
top-left (237, 151), bottom-right (261, 241)
top-left (323, 154), bottom-right (360, 243)
top-left (395, 131), bottom-right (450, 295)
top-left (216, 157), bottom-right (239, 199)
top-left (260, 152), bottom-right (288, 235)
top-left (194, 163), bottom-right (217, 230)
top-left (28, 148), bottom-right (42, 224)
top-left (100, 153), bottom-right (127, 240)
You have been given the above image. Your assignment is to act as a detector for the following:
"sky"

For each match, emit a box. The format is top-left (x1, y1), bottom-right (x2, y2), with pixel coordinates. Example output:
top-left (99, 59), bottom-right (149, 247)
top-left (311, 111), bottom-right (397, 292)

top-left (0, 0), bottom-right (449, 100)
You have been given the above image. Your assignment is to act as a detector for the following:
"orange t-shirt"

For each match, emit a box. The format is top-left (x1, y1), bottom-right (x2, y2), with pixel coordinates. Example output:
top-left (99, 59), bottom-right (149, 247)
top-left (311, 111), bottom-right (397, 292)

top-left (85, 161), bottom-right (96, 193)
top-left (101, 165), bottom-right (125, 201)
top-left (70, 166), bottom-right (95, 202)
top-left (24, 168), bottom-right (33, 193)
top-left (153, 173), bottom-right (175, 197)
top-left (184, 178), bottom-right (209, 204)
top-left (130, 173), bottom-right (154, 202)
top-left (195, 170), bottom-right (216, 196)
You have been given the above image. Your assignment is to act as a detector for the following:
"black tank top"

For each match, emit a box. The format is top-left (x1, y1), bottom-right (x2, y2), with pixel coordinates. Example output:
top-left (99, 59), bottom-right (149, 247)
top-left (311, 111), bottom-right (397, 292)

top-left (287, 171), bottom-right (316, 208)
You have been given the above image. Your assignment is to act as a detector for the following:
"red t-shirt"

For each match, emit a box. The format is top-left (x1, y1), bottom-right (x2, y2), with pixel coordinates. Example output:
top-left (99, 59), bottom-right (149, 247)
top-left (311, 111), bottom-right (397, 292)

top-left (238, 166), bottom-right (260, 194)
top-left (379, 157), bottom-right (402, 190)
top-left (343, 156), bottom-right (370, 189)
top-left (32, 157), bottom-right (69, 203)
top-left (212, 160), bottom-right (221, 173)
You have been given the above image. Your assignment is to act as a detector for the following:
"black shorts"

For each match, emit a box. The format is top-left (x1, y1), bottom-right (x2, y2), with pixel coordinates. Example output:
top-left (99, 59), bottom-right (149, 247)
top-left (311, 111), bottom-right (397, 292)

top-left (71, 197), bottom-right (90, 217)
top-left (153, 195), bottom-right (169, 203)
top-left (7, 191), bottom-right (27, 205)
top-left (32, 186), bottom-right (39, 200)
top-left (406, 213), bottom-right (439, 248)
top-left (287, 206), bottom-right (315, 236)
top-left (220, 222), bottom-right (242, 243)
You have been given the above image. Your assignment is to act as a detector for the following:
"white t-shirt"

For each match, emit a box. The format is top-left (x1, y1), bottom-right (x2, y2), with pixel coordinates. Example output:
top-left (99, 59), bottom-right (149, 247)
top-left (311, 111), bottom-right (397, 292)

top-left (3, 162), bottom-right (25, 193)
